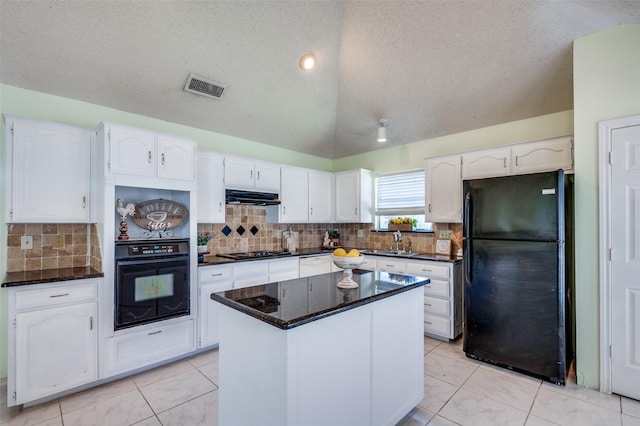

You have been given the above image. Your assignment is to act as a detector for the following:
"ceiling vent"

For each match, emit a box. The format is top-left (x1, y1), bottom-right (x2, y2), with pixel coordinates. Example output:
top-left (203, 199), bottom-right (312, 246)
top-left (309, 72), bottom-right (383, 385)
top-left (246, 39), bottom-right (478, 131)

top-left (184, 73), bottom-right (226, 100)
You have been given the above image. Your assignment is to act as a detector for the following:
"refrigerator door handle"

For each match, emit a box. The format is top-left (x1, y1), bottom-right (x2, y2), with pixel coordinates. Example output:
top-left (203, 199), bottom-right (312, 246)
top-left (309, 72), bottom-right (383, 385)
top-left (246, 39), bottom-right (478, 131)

top-left (464, 192), bottom-right (472, 283)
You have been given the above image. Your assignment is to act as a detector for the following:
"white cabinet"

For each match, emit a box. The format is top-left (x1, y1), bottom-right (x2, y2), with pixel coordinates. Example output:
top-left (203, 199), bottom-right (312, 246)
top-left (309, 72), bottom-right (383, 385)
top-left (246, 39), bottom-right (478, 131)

top-left (511, 136), bottom-right (573, 175)
top-left (197, 151), bottom-right (225, 223)
top-left (334, 169), bottom-right (373, 223)
top-left (299, 255), bottom-right (332, 278)
top-left (373, 256), bottom-right (407, 274)
top-left (198, 264), bottom-right (233, 348)
top-left (7, 279), bottom-right (99, 406)
top-left (308, 170), bottom-right (333, 222)
top-left (406, 260), bottom-right (462, 341)
top-left (4, 116), bottom-right (92, 223)
top-left (99, 122), bottom-right (196, 184)
top-left (279, 166), bottom-right (309, 223)
top-left (269, 257), bottom-right (300, 281)
top-left (425, 154), bottom-right (462, 223)
top-left (224, 156), bottom-right (280, 191)
top-left (462, 146), bottom-right (511, 180)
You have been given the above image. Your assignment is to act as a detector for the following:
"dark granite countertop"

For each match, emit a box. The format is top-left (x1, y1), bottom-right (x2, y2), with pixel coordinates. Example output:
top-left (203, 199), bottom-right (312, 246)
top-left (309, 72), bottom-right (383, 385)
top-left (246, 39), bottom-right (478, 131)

top-left (210, 270), bottom-right (429, 330)
top-left (2, 266), bottom-right (104, 287)
top-left (199, 247), bottom-right (461, 267)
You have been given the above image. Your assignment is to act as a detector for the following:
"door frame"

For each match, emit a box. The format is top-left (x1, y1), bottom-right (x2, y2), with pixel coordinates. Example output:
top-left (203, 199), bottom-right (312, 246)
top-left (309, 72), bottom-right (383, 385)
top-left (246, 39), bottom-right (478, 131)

top-left (598, 114), bottom-right (640, 393)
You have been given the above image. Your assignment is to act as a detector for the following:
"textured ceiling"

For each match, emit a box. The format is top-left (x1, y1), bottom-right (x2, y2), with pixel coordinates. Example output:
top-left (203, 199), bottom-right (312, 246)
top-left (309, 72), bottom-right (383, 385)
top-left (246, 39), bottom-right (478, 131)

top-left (1, 1), bottom-right (639, 159)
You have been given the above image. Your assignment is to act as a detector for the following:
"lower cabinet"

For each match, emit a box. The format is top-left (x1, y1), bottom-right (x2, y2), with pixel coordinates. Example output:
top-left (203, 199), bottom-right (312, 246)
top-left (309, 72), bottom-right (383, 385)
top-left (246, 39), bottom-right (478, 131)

top-left (7, 279), bottom-right (99, 406)
top-left (198, 264), bottom-right (233, 348)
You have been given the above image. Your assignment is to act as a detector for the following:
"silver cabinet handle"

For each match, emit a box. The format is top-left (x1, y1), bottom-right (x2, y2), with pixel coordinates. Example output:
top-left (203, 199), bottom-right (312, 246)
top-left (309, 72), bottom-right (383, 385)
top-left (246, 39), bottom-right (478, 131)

top-left (90, 316), bottom-right (93, 330)
top-left (219, 201), bottom-right (223, 212)
top-left (148, 330), bottom-right (162, 335)
top-left (428, 204), bottom-right (432, 213)
top-left (161, 152), bottom-right (165, 165)
top-left (148, 151), bottom-right (152, 163)
top-left (250, 170), bottom-right (253, 179)
top-left (210, 273), bottom-right (223, 277)
top-left (354, 207), bottom-right (358, 215)
top-left (515, 155), bottom-right (519, 166)
top-left (257, 170), bottom-right (260, 180)
top-left (82, 196), bottom-right (86, 208)
top-left (283, 206), bottom-right (286, 215)
top-left (310, 207), bottom-right (313, 215)
top-left (503, 157), bottom-right (507, 168)
top-left (49, 293), bottom-right (69, 298)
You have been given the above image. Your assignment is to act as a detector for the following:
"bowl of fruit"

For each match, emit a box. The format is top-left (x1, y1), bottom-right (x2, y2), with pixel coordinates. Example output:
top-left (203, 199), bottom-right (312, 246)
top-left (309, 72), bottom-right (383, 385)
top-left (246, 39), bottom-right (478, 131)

top-left (332, 248), bottom-right (364, 288)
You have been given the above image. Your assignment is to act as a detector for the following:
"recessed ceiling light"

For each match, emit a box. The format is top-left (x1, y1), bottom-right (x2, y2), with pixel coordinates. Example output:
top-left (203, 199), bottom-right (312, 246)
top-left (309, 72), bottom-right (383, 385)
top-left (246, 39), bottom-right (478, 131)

top-left (299, 53), bottom-right (316, 71)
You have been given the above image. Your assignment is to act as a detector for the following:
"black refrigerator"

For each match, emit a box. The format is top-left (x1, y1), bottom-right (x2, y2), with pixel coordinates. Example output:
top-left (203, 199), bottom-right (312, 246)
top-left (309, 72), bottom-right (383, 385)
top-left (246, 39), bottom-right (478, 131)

top-left (462, 170), bottom-right (572, 385)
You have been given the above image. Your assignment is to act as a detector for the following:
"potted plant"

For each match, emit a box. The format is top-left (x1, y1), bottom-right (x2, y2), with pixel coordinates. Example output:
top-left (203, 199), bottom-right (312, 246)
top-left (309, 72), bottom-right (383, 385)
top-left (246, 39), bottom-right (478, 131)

top-left (388, 217), bottom-right (417, 231)
top-left (197, 233), bottom-right (211, 253)
top-left (329, 230), bottom-right (340, 246)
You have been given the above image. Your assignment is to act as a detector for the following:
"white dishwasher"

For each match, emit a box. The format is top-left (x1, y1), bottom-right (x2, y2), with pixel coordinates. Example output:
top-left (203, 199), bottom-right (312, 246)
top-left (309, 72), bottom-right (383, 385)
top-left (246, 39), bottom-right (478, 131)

top-left (299, 255), bottom-right (332, 277)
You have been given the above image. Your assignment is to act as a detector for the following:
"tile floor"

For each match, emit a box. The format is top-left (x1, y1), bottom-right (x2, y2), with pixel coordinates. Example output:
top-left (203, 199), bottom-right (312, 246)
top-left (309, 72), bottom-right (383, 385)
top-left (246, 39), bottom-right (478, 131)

top-left (1, 336), bottom-right (639, 426)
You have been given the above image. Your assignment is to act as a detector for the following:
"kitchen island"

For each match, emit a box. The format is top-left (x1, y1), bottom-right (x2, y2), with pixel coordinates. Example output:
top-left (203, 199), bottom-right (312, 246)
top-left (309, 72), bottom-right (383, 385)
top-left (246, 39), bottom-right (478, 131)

top-left (211, 269), bottom-right (429, 426)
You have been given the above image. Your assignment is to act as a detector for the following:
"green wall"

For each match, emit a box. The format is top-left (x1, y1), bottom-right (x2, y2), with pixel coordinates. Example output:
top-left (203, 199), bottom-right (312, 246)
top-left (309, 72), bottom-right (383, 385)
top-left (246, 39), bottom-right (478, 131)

top-left (573, 24), bottom-right (640, 389)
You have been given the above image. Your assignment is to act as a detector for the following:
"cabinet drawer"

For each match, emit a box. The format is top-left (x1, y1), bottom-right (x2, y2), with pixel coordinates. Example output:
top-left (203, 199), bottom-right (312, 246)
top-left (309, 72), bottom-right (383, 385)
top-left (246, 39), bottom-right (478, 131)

top-left (405, 262), bottom-right (449, 279)
top-left (424, 296), bottom-right (450, 316)
top-left (198, 265), bottom-right (233, 283)
top-left (424, 314), bottom-right (450, 337)
top-left (269, 258), bottom-right (299, 275)
top-left (234, 261), bottom-right (269, 278)
top-left (107, 319), bottom-right (195, 376)
top-left (423, 279), bottom-right (450, 298)
top-left (15, 281), bottom-right (98, 310)
top-left (377, 259), bottom-right (405, 274)
top-left (359, 258), bottom-right (377, 271)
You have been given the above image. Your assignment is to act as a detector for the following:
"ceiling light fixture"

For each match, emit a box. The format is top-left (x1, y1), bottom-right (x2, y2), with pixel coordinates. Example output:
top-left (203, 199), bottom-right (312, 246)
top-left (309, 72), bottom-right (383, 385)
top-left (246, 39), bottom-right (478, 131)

top-left (299, 53), bottom-right (316, 71)
top-left (377, 119), bottom-right (388, 143)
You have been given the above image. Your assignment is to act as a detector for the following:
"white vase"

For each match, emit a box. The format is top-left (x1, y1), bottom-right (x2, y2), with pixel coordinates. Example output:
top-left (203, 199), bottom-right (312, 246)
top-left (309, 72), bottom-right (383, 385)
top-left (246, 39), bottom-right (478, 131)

top-left (197, 245), bottom-right (208, 254)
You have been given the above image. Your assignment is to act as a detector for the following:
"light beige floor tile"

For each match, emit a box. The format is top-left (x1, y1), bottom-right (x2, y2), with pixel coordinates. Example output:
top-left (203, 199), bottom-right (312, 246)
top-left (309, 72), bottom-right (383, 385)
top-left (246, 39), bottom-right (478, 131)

top-left (463, 366), bottom-right (540, 412)
top-left (524, 414), bottom-right (560, 425)
top-left (531, 387), bottom-right (622, 426)
top-left (440, 388), bottom-right (528, 426)
top-left (157, 390), bottom-right (218, 426)
top-left (1, 399), bottom-right (60, 426)
top-left (423, 336), bottom-right (443, 353)
top-left (541, 379), bottom-right (621, 412)
top-left (424, 352), bottom-right (478, 387)
top-left (623, 414), bottom-right (640, 426)
top-left (133, 359), bottom-right (195, 388)
top-left (431, 341), bottom-right (479, 364)
top-left (189, 349), bottom-right (220, 368)
top-left (622, 397), bottom-right (640, 419)
top-left (59, 378), bottom-right (137, 414)
top-left (197, 360), bottom-right (219, 385)
top-left (33, 416), bottom-right (63, 426)
top-left (426, 415), bottom-right (459, 426)
top-left (140, 369), bottom-right (217, 414)
top-left (418, 375), bottom-right (459, 413)
top-left (62, 389), bottom-right (153, 426)
top-left (132, 415), bottom-right (162, 425)
top-left (396, 406), bottom-right (435, 426)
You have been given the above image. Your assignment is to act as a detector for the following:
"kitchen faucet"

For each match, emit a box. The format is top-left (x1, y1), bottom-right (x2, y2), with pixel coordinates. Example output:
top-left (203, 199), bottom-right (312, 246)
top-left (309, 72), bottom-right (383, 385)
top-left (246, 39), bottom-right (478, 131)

top-left (393, 230), bottom-right (403, 251)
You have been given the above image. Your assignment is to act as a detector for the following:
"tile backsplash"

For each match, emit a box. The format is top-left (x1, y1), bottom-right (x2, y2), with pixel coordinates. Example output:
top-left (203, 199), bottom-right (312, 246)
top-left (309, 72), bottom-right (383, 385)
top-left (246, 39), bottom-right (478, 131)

top-left (198, 205), bottom-right (462, 260)
top-left (6, 223), bottom-right (102, 272)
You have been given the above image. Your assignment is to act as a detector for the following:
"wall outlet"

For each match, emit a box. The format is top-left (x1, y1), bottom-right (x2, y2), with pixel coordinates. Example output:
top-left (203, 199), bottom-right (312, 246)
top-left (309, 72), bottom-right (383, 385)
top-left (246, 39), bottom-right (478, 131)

top-left (21, 235), bottom-right (33, 250)
top-left (53, 235), bottom-right (65, 249)
top-left (357, 229), bottom-right (364, 238)
top-left (439, 230), bottom-right (452, 239)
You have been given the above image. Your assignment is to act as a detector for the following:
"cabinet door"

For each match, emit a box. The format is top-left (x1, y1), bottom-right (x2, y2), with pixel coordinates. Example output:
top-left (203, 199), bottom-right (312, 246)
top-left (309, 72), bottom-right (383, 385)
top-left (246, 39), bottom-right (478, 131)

top-left (224, 156), bottom-right (255, 189)
top-left (425, 155), bottom-right (462, 223)
top-left (197, 152), bottom-right (225, 223)
top-left (15, 302), bottom-right (97, 404)
top-left (280, 278), bottom-right (309, 319)
top-left (511, 137), bottom-right (573, 175)
top-left (334, 170), bottom-right (359, 222)
top-left (108, 125), bottom-right (156, 177)
top-left (254, 161), bottom-right (281, 192)
top-left (462, 147), bottom-right (511, 180)
top-left (199, 281), bottom-right (232, 348)
top-left (9, 119), bottom-right (91, 222)
top-left (157, 135), bottom-right (196, 181)
top-left (309, 170), bottom-right (333, 222)
top-left (280, 166), bottom-right (309, 223)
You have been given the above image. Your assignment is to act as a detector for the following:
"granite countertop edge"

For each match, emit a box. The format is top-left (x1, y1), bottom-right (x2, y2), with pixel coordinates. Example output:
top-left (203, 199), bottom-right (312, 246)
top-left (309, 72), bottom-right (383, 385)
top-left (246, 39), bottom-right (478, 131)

top-left (199, 247), bottom-right (461, 266)
top-left (2, 267), bottom-right (104, 287)
top-left (211, 276), bottom-right (429, 330)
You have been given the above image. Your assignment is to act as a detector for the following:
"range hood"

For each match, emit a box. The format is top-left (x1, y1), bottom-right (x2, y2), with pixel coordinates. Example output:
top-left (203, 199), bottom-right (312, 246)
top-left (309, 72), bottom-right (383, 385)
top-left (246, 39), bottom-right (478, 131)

top-left (225, 189), bottom-right (281, 206)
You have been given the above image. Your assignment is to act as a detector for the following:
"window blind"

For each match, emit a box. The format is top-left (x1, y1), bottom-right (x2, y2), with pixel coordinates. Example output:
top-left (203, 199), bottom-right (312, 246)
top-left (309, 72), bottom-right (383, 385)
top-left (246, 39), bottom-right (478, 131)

top-left (375, 170), bottom-right (425, 216)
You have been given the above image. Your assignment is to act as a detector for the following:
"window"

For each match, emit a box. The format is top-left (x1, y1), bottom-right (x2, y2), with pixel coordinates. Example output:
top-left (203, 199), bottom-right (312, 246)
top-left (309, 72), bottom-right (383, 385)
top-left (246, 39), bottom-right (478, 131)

top-left (375, 170), bottom-right (432, 231)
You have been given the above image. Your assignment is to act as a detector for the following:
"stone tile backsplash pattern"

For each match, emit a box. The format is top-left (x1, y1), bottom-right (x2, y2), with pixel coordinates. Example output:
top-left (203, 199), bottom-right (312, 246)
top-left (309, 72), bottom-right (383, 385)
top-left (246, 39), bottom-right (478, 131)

top-left (6, 224), bottom-right (101, 272)
top-left (198, 205), bottom-right (463, 260)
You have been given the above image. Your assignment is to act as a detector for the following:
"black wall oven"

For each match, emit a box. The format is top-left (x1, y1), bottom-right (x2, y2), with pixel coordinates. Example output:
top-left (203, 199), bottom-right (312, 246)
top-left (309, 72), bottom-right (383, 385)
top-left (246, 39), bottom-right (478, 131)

top-left (115, 239), bottom-right (190, 330)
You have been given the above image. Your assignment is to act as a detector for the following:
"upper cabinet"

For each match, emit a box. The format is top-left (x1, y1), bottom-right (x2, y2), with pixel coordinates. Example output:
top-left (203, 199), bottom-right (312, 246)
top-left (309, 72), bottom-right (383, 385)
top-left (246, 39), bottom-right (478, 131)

top-left (4, 116), bottom-right (92, 223)
top-left (197, 151), bottom-right (225, 223)
top-left (276, 167), bottom-right (334, 224)
top-left (425, 155), bottom-right (462, 223)
top-left (461, 146), bottom-right (511, 180)
top-left (334, 169), bottom-right (373, 223)
top-left (97, 122), bottom-right (196, 189)
top-left (224, 156), bottom-right (280, 192)
top-left (511, 136), bottom-right (573, 175)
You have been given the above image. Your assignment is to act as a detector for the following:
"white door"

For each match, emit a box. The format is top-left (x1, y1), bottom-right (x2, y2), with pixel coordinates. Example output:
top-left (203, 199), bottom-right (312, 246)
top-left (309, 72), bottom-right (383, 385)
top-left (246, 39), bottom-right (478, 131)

top-left (610, 123), bottom-right (640, 400)
top-left (108, 124), bottom-right (156, 177)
